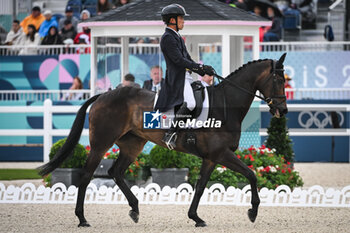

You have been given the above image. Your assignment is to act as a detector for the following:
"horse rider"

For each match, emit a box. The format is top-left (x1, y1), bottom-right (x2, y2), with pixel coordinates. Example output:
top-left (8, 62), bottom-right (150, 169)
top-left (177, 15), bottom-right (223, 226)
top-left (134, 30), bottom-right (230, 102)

top-left (154, 4), bottom-right (215, 150)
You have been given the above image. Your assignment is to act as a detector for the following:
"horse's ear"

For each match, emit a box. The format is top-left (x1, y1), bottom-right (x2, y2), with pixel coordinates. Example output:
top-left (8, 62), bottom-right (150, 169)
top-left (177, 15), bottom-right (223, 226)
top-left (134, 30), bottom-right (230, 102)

top-left (276, 53), bottom-right (287, 67)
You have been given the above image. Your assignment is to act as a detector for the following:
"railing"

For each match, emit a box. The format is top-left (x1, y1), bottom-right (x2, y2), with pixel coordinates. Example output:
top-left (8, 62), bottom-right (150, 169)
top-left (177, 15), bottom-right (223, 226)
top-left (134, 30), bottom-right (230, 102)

top-left (285, 88), bottom-right (350, 100)
top-left (0, 43), bottom-right (161, 56)
top-left (0, 88), bottom-right (349, 102)
top-left (0, 99), bottom-right (88, 162)
top-left (260, 104), bottom-right (350, 137)
top-left (0, 90), bottom-right (91, 101)
top-left (2, 41), bottom-right (350, 56)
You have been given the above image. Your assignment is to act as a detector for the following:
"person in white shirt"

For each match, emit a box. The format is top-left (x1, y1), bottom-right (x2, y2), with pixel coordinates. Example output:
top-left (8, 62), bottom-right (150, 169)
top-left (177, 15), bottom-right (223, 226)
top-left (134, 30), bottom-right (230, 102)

top-left (17, 24), bottom-right (40, 55)
top-left (4, 20), bottom-right (24, 45)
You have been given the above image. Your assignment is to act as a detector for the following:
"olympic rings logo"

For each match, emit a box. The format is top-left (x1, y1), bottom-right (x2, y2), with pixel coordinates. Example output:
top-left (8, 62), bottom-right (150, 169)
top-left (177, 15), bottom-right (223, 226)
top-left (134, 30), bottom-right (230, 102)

top-left (298, 111), bottom-right (344, 129)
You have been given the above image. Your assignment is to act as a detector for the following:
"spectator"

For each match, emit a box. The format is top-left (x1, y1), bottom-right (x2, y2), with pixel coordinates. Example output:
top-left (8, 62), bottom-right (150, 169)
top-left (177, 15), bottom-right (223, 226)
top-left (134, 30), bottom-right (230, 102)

top-left (74, 27), bottom-right (91, 44)
top-left (263, 7), bottom-right (282, 41)
top-left (284, 74), bottom-right (294, 100)
top-left (62, 76), bottom-right (84, 100)
top-left (75, 34), bottom-right (91, 54)
top-left (60, 20), bottom-right (77, 42)
top-left (77, 10), bottom-right (91, 33)
top-left (17, 24), bottom-right (40, 55)
top-left (142, 65), bottom-right (164, 92)
top-left (38, 10), bottom-right (58, 38)
top-left (114, 0), bottom-right (130, 7)
top-left (41, 26), bottom-right (63, 45)
top-left (232, 0), bottom-right (248, 11)
top-left (116, 74), bottom-right (141, 88)
top-left (4, 20), bottom-right (24, 45)
top-left (58, 6), bottom-right (79, 31)
top-left (201, 74), bottom-right (214, 86)
top-left (97, 0), bottom-right (113, 15)
top-left (20, 6), bottom-right (45, 34)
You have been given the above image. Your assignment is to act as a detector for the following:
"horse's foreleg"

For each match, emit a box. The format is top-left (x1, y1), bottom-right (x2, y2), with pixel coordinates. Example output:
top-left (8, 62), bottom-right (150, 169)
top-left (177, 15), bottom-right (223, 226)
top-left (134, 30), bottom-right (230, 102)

top-left (218, 149), bottom-right (260, 223)
top-left (108, 134), bottom-right (146, 223)
top-left (75, 148), bottom-right (105, 227)
top-left (108, 153), bottom-right (140, 222)
top-left (188, 159), bottom-right (216, 227)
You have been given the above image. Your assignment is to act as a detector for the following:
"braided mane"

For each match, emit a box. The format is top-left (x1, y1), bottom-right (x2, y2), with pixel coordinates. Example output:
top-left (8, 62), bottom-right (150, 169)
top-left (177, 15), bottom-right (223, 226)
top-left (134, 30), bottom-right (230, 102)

top-left (225, 58), bottom-right (270, 79)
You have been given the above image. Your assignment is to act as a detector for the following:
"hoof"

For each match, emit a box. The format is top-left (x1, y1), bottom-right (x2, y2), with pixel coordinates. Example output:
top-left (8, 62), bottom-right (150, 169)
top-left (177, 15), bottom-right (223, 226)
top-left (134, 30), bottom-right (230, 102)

top-left (78, 222), bottom-right (91, 227)
top-left (248, 209), bottom-right (257, 223)
top-left (195, 222), bottom-right (207, 227)
top-left (129, 210), bottom-right (139, 223)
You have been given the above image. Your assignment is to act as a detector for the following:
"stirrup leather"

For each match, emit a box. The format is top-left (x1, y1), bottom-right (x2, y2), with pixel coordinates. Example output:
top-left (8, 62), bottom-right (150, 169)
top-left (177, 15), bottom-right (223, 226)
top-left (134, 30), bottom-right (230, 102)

top-left (165, 132), bottom-right (177, 150)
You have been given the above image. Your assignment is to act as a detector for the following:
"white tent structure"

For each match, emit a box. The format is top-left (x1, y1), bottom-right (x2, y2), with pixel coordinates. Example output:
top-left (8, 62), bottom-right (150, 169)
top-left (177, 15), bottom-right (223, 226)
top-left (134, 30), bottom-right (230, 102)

top-left (80, 0), bottom-right (271, 96)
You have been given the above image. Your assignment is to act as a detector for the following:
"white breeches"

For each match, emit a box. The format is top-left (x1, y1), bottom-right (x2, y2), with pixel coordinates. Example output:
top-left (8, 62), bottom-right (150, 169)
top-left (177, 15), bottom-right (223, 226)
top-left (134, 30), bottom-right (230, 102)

top-left (184, 72), bottom-right (196, 111)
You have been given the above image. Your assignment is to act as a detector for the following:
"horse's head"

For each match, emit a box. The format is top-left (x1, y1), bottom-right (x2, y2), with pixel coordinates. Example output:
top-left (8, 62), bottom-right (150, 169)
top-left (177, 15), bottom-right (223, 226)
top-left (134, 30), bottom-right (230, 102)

top-left (258, 53), bottom-right (288, 118)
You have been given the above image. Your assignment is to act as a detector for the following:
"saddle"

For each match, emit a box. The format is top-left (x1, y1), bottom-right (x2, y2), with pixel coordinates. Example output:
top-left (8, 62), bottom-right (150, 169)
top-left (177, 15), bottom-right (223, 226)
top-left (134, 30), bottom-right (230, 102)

top-left (190, 81), bottom-right (205, 118)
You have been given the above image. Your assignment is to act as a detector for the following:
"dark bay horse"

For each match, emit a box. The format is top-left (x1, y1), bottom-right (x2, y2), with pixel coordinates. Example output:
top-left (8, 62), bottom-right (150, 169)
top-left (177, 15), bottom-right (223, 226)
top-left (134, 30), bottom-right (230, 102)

top-left (39, 53), bottom-right (288, 227)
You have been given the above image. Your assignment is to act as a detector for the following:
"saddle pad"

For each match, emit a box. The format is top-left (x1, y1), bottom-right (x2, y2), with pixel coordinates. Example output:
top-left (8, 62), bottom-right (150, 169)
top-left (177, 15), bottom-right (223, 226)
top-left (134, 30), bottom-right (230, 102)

top-left (152, 87), bottom-right (209, 129)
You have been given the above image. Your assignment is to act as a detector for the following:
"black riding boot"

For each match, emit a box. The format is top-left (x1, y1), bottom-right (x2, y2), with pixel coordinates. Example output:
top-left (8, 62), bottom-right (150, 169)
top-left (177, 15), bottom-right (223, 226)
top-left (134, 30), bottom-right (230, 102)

top-left (162, 102), bottom-right (191, 150)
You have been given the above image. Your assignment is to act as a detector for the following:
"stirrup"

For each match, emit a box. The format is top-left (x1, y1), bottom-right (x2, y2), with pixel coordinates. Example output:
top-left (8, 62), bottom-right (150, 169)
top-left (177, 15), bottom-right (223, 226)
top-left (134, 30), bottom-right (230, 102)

top-left (165, 132), bottom-right (177, 150)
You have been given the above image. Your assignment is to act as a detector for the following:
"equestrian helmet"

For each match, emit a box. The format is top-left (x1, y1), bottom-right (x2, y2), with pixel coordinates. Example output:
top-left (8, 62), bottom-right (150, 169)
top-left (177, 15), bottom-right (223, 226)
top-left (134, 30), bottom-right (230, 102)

top-left (161, 4), bottom-right (189, 24)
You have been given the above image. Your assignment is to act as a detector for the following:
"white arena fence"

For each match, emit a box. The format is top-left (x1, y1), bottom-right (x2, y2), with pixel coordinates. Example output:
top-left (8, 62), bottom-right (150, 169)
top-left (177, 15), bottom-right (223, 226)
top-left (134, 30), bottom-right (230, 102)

top-left (0, 99), bottom-right (349, 162)
top-left (1, 88), bottom-right (350, 102)
top-left (0, 182), bottom-right (350, 207)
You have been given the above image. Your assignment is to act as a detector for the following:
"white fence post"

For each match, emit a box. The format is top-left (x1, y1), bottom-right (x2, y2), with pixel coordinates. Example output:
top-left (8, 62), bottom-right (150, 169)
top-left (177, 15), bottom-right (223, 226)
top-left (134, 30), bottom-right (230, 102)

top-left (43, 99), bottom-right (52, 163)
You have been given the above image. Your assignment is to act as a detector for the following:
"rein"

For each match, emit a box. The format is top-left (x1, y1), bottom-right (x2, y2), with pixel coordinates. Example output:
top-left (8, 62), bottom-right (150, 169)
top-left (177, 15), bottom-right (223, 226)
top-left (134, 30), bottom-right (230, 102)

top-left (212, 60), bottom-right (286, 108)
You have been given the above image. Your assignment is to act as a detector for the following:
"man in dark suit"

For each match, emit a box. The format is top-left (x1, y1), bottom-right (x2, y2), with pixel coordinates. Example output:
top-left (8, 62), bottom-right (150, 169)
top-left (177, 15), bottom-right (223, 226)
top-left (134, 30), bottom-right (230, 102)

top-left (142, 65), bottom-right (164, 92)
top-left (154, 4), bottom-right (214, 150)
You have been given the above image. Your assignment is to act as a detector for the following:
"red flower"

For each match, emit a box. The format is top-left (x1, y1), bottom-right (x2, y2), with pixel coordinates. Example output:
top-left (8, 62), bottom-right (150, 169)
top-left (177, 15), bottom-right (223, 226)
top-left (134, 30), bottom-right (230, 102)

top-left (237, 155), bottom-right (241, 159)
top-left (85, 145), bottom-right (91, 151)
top-left (129, 169), bottom-right (133, 173)
top-left (104, 152), bottom-right (110, 158)
top-left (248, 154), bottom-right (254, 162)
top-left (116, 148), bottom-right (120, 152)
top-left (265, 166), bottom-right (270, 173)
top-left (248, 146), bottom-right (254, 151)
top-left (282, 169), bottom-right (286, 174)
top-left (244, 155), bottom-right (249, 160)
top-left (287, 161), bottom-right (291, 165)
top-left (248, 165), bottom-right (254, 169)
top-left (288, 168), bottom-right (292, 173)
top-left (260, 145), bottom-right (266, 149)
top-left (222, 166), bottom-right (226, 169)
top-left (112, 148), bottom-right (117, 153)
top-left (135, 161), bottom-right (139, 166)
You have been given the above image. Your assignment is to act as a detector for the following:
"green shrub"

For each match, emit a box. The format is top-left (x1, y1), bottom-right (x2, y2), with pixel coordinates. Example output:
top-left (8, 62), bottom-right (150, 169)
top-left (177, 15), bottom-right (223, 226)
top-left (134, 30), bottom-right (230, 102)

top-left (49, 138), bottom-right (87, 168)
top-left (265, 116), bottom-right (294, 162)
top-left (149, 145), bottom-right (192, 169)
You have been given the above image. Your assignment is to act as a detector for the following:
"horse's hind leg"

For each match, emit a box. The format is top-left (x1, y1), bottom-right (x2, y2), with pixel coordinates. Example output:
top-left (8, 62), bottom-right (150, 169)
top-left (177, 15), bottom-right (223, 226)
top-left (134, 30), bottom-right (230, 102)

top-left (108, 133), bottom-right (147, 223)
top-left (75, 146), bottom-right (109, 227)
top-left (188, 159), bottom-right (216, 227)
top-left (217, 148), bottom-right (260, 223)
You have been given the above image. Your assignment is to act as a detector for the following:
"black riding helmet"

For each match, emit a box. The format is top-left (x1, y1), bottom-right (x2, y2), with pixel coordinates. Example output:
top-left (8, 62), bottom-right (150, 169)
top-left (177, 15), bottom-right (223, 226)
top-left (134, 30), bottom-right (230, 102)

top-left (161, 4), bottom-right (189, 31)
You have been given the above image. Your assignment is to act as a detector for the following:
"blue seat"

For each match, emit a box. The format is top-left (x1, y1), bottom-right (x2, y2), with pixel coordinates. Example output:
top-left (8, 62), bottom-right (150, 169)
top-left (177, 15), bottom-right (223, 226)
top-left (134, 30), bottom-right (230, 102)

top-left (67, 0), bottom-right (83, 19)
top-left (83, 0), bottom-right (97, 16)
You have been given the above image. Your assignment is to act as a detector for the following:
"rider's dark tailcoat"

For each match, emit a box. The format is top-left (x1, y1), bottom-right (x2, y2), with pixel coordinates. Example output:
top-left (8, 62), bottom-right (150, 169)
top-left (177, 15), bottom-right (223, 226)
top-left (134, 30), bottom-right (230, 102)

top-left (154, 28), bottom-right (199, 112)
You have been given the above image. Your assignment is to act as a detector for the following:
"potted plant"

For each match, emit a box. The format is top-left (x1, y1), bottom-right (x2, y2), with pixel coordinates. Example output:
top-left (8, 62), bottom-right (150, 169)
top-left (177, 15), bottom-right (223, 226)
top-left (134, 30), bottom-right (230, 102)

top-left (149, 145), bottom-right (193, 188)
top-left (49, 138), bottom-right (87, 187)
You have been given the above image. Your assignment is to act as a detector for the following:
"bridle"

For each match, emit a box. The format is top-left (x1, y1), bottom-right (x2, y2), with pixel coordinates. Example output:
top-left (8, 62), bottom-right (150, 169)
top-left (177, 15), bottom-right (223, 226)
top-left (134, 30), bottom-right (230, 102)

top-left (213, 60), bottom-right (287, 110)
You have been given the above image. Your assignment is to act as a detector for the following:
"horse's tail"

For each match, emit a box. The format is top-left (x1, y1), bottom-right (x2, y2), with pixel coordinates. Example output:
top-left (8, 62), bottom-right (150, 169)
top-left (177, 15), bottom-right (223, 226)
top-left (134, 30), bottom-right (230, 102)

top-left (38, 94), bottom-right (101, 176)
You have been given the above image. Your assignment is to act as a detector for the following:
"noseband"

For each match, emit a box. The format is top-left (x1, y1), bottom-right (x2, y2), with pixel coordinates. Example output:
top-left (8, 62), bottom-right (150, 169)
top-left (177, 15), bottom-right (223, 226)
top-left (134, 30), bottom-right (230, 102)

top-left (213, 60), bottom-right (286, 110)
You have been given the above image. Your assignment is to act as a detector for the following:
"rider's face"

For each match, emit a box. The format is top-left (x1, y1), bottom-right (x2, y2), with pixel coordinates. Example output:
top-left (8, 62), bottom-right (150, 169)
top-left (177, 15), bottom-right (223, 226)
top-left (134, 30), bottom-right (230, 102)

top-left (177, 16), bottom-right (184, 30)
